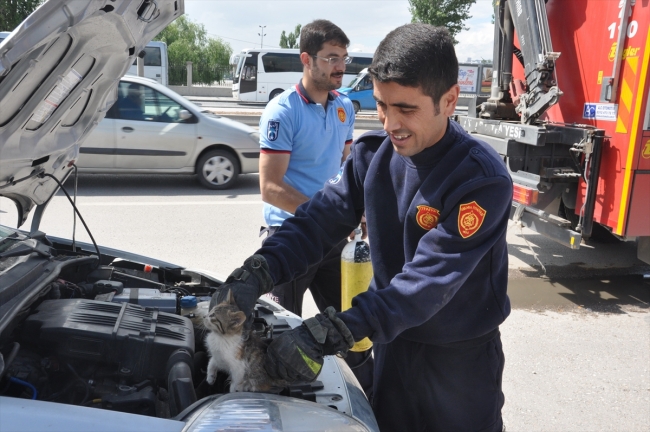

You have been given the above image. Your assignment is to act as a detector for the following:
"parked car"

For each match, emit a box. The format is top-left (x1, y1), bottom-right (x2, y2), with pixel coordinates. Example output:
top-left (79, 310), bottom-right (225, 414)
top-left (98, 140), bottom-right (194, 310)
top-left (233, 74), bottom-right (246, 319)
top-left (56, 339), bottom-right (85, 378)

top-left (77, 75), bottom-right (259, 190)
top-left (0, 1), bottom-right (378, 431)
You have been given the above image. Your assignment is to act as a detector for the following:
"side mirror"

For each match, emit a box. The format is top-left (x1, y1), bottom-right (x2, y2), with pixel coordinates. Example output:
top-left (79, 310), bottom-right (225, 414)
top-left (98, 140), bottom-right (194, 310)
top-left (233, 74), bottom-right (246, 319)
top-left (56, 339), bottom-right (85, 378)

top-left (354, 85), bottom-right (360, 92)
top-left (179, 110), bottom-right (192, 120)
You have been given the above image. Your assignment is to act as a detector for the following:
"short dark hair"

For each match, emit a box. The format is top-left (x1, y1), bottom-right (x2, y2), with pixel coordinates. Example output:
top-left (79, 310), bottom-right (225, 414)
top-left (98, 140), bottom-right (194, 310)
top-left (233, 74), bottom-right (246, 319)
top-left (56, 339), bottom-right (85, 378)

top-left (299, 20), bottom-right (349, 56)
top-left (368, 24), bottom-right (458, 111)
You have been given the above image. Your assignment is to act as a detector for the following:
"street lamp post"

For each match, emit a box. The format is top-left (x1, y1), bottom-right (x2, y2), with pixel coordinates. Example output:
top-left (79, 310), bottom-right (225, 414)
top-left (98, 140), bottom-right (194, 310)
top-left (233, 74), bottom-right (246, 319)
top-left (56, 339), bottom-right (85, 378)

top-left (258, 25), bottom-right (266, 49)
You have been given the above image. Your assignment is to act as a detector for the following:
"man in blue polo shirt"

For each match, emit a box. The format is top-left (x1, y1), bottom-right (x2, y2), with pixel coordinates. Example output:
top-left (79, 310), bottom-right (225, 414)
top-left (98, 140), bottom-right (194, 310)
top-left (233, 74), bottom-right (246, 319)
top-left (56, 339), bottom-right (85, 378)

top-left (257, 19), bottom-right (373, 397)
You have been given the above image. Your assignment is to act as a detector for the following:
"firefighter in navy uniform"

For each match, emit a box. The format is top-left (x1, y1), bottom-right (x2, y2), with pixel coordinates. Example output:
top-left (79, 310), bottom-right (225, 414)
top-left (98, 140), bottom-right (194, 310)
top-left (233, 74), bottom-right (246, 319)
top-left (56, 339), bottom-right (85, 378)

top-left (213, 24), bottom-right (511, 431)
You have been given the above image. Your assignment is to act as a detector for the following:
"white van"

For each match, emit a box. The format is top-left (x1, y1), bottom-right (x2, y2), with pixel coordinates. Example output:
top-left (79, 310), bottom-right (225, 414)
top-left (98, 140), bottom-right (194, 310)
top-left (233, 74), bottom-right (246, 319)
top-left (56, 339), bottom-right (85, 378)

top-left (126, 40), bottom-right (168, 86)
top-left (232, 48), bottom-right (374, 102)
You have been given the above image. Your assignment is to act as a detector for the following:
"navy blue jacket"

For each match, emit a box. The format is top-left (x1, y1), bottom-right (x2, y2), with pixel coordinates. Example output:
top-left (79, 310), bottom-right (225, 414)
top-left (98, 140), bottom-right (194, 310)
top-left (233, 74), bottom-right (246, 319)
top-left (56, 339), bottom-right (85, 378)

top-left (259, 120), bottom-right (512, 345)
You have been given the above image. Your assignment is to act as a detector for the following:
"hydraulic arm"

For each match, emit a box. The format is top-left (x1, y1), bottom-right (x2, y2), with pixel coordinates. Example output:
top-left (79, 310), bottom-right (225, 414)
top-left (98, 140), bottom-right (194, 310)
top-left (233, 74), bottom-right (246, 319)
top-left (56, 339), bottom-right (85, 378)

top-left (481, 0), bottom-right (562, 123)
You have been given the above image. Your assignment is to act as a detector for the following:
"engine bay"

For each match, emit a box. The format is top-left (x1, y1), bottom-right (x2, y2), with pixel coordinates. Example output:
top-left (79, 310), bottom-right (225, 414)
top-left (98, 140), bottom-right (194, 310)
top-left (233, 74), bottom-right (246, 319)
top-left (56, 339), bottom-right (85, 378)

top-left (0, 242), bottom-right (324, 419)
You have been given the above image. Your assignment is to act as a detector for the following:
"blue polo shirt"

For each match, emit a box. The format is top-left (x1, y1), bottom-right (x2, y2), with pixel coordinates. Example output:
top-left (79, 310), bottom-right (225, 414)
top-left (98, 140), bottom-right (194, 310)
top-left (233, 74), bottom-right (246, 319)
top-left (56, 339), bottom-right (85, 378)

top-left (259, 80), bottom-right (355, 226)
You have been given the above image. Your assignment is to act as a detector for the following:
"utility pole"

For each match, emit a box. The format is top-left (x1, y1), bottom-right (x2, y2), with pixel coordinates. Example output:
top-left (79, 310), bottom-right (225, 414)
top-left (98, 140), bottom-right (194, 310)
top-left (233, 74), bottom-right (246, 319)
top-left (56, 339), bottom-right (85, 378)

top-left (258, 25), bottom-right (266, 49)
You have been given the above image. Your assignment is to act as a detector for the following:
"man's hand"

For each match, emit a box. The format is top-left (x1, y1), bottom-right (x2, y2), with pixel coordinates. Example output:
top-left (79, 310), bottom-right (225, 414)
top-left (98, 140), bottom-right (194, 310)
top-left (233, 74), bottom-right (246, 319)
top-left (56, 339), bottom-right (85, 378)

top-left (210, 254), bottom-right (274, 319)
top-left (264, 307), bottom-right (355, 382)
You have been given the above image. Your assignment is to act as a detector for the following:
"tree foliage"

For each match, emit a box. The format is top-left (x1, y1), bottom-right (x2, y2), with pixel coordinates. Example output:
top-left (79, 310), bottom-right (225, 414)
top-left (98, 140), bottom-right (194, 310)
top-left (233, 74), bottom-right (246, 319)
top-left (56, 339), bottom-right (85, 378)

top-left (154, 15), bottom-right (232, 85)
top-left (155, 15), bottom-right (232, 65)
top-left (0, 0), bottom-right (44, 32)
top-left (408, 0), bottom-right (477, 44)
top-left (280, 24), bottom-right (302, 49)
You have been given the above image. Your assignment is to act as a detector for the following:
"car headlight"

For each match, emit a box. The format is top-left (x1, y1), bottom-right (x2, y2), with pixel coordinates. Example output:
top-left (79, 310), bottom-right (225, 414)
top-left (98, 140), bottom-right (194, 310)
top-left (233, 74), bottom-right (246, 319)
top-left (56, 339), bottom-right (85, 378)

top-left (249, 131), bottom-right (260, 144)
top-left (183, 393), bottom-right (372, 432)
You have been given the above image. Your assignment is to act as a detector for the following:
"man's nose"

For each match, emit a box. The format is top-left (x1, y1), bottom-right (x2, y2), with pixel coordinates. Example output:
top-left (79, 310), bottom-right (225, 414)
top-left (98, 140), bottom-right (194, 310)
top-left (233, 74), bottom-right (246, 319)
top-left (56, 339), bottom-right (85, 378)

top-left (381, 110), bottom-right (401, 132)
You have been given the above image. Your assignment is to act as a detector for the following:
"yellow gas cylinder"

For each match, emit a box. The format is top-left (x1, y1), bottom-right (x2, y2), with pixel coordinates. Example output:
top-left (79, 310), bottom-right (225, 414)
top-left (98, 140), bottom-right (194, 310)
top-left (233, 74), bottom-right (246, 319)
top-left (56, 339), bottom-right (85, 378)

top-left (341, 227), bottom-right (373, 352)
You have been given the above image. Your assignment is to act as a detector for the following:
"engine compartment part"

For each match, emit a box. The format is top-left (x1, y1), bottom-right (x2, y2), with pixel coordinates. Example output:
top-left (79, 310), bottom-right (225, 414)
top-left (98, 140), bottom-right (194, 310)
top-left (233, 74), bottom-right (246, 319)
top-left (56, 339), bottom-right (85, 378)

top-left (111, 288), bottom-right (177, 314)
top-left (22, 299), bottom-right (194, 382)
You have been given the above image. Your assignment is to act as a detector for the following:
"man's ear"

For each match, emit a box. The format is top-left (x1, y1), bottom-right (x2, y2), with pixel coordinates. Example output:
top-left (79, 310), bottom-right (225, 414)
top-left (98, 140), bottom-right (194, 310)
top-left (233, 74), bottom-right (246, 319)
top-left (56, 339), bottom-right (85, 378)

top-left (441, 84), bottom-right (460, 117)
top-left (299, 52), bottom-right (312, 69)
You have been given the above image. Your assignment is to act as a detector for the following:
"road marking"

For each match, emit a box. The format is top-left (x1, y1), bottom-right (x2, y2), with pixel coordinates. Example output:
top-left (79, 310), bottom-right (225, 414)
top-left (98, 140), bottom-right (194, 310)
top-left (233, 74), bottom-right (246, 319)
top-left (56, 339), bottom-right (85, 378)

top-left (77, 201), bottom-right (262, 206)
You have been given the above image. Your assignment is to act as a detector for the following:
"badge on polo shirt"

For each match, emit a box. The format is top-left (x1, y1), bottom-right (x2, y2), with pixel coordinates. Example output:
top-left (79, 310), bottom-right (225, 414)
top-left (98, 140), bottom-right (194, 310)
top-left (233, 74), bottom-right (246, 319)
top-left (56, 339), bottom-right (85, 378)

top-left (416, 205), bottom-right (440, 230)
top-left (337, 107), bottom-right (346, 123)
top-left (458, 201), bottom-right (487, 238)
top-left (267, 120), bottom-right (280, 141)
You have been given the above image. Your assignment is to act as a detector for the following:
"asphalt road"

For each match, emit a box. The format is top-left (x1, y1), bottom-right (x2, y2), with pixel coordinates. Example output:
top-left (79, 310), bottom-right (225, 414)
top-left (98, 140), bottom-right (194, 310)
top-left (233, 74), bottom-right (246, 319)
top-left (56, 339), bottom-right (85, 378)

top-left (0, 171), bottom-right (648, 430)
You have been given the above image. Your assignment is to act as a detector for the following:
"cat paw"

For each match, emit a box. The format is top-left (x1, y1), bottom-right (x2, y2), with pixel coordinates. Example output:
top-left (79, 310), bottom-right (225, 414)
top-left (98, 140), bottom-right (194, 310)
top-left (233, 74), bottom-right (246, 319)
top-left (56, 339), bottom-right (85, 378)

top-left (206, 373), bottom-right (216, 385)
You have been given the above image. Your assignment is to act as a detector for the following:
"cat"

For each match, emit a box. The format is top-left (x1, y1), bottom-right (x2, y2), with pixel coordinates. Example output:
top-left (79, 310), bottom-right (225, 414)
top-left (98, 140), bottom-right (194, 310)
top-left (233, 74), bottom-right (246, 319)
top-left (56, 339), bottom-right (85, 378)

top-left (203, 289), bottom-right (288, 392)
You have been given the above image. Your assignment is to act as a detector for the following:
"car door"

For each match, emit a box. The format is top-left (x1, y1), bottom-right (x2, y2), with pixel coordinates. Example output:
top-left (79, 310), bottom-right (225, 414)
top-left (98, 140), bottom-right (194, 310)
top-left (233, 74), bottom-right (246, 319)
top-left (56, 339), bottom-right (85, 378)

top-left (77, 104), bottom-right (117, 169)
top-left (113, 81), bottom-right (197, 170)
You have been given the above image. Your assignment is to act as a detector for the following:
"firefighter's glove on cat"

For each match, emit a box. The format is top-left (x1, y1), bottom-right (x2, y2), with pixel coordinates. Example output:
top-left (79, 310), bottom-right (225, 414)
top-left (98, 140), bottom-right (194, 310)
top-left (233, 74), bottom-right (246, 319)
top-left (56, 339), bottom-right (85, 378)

top-left (264, 306), bottom-right (355, 382)
top-left (210, 254), bottom-right (274, 319)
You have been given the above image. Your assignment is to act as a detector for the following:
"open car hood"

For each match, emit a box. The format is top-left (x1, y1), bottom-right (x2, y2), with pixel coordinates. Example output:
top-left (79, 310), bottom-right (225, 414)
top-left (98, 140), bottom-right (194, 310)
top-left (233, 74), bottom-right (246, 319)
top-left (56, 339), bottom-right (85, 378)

top-left (0, 0), bottom-right (183, 228)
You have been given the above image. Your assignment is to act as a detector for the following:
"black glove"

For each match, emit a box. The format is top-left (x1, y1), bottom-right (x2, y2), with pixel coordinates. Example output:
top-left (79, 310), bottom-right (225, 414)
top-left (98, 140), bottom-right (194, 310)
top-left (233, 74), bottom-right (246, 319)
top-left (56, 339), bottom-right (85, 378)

top-left (264, 307), bottom-right (355, 382)
top-left (210, 254), bottom-right (274, 319)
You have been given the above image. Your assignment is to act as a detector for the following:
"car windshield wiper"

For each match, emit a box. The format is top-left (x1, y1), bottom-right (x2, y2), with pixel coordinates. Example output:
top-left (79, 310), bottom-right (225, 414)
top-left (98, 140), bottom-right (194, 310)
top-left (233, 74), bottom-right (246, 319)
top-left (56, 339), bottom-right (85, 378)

top-left (0, 243), bottom-right (51, 259)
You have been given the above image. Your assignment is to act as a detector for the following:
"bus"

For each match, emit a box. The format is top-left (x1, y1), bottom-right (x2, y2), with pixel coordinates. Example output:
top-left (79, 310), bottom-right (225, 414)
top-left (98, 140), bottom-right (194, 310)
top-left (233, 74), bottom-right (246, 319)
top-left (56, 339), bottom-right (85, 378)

top-left (232, 48), bottom-right (374, 103)
top-left (126, 41), bottom-right (168, 86)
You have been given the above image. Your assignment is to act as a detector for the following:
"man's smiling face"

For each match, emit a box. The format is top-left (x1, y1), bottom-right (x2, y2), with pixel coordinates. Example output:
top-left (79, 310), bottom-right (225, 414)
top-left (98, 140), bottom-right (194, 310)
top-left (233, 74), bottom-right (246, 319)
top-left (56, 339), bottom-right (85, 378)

top-left (373, 80), bottom-right (459, 157)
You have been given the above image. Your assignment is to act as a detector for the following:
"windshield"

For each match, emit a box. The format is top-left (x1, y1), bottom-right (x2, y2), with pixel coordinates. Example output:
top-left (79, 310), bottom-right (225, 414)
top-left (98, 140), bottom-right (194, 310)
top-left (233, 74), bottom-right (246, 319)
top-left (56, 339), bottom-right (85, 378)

top-left (0, 225), bottom-right (19, 250)
top-left (234, 54), bottom-right (246, 81)
top-left (347, 71), bottom-right (367, 88)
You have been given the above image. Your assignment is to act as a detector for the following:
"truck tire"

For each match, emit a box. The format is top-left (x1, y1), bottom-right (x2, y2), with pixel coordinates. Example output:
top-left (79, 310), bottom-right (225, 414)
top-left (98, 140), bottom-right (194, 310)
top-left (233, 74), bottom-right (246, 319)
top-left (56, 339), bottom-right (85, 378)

top-left (352, 101), bottom-right (361, 114)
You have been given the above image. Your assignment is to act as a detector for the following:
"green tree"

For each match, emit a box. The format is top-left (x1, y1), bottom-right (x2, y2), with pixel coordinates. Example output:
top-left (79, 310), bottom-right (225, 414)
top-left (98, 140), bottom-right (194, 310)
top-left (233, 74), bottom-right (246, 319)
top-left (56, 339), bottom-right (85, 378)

top-left (154, 15), bottom-right (232, 85)
top-left (0, 0), bottom-right (43, 32)
top-left (408, 0), bottom-right (477, 44)
top-left (279, 24), bottom-right (301, 49)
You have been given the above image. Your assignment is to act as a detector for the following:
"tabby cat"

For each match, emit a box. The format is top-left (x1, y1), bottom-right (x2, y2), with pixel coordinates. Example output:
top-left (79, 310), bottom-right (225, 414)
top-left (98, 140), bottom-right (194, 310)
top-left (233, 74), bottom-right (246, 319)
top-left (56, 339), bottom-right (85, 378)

top-left (203, 289), bottom-right (288, 392)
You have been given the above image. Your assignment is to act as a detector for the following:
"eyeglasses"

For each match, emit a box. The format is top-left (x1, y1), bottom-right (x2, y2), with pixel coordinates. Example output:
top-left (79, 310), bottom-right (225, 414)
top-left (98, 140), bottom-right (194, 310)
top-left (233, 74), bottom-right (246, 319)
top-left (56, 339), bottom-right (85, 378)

top-left (312, 55), bottom-right (353, 66)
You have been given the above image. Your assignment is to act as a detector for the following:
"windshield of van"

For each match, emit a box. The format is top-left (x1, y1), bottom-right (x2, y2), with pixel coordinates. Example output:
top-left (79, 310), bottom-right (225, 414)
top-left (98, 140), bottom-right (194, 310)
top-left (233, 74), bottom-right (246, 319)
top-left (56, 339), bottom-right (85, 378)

top-left (234, 54), bottom-right (246, 81)
top-left (347, 71), bottom-right (365, 88)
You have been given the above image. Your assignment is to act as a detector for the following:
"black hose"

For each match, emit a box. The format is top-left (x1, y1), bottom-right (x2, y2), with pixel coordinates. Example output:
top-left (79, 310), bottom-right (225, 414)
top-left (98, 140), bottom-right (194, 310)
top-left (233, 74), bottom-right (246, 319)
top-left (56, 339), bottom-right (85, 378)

top-left (349, 349), bottom-right (372, 370)
top-left (0, 342), bottom-right (20, 381)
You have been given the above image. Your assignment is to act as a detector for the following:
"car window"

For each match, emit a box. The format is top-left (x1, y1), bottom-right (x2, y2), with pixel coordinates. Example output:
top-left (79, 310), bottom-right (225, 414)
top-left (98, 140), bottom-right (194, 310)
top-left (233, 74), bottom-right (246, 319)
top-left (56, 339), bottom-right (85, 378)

top-left (115, 82), bottom-right (188, 123)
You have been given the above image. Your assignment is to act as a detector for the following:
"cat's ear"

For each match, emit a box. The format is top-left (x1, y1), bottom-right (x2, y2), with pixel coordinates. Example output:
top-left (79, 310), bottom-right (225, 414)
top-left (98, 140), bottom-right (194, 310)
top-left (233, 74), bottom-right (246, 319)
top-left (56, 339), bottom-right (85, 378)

top-left (227, 289), bottom-right (235, 305)
top-left (229, 311), bottom-right (247, 329)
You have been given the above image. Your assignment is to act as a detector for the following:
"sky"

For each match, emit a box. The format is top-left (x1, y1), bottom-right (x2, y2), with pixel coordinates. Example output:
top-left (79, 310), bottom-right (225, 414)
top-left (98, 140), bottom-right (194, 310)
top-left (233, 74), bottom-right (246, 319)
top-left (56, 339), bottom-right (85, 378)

top-left (184, 0), bottom-right (495, 63)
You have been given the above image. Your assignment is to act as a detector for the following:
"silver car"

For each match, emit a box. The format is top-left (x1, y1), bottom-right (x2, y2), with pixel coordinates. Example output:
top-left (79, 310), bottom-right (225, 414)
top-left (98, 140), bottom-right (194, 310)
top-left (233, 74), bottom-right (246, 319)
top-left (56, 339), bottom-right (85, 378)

top-left (78, 75), bottom-right (259, 190)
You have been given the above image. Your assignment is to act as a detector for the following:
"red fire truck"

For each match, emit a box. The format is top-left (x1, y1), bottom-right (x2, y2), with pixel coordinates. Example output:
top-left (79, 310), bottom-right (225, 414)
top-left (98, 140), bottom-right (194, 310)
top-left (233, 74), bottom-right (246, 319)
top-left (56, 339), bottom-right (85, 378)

top-left (458, 0), bottom-right (650, 264)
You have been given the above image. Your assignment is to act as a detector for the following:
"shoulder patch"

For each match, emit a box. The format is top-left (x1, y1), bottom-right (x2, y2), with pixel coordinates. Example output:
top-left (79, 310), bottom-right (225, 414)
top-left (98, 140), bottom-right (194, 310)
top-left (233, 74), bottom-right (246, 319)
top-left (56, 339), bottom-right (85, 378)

top-left (416, 205), bottom-right (440, 231)
top-left (458, 201), bottom-right (487, 238)
top-left (267, 120), bottom-right (280, 141)
top-left (337, 107), bottom-right (346, 123)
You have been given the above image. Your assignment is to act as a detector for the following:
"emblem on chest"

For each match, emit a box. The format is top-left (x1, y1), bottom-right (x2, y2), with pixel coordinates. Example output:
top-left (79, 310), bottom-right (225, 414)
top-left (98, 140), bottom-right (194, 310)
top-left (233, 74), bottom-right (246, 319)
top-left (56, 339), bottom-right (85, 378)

top-left (415, 205), bottom-right (440, 231)
top-left (337, 107), bottom-right (346, 123)
top-left (458, 201), bottom-right (487, 238)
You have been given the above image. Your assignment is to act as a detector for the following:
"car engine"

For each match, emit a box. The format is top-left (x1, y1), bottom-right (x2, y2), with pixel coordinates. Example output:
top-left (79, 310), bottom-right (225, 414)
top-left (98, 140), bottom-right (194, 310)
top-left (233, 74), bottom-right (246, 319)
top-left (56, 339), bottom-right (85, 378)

top-left (0, 255), bottom-right (317, 419)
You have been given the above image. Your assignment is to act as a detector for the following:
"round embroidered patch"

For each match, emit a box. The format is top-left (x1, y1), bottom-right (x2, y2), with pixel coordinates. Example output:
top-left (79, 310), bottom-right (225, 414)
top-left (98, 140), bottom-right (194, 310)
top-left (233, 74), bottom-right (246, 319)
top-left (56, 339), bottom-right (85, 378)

top-left (416, 205), bottom-right (440, 230)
